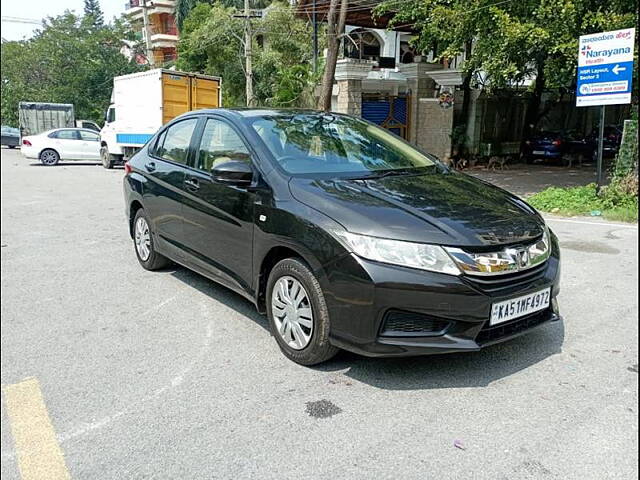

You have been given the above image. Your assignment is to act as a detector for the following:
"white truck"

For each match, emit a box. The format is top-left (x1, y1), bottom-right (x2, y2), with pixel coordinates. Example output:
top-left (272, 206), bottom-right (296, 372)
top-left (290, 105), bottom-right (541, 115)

top-left (99, 69), bottom-right (222, 168)
top-left (18, 102), bottom-right (100, 137)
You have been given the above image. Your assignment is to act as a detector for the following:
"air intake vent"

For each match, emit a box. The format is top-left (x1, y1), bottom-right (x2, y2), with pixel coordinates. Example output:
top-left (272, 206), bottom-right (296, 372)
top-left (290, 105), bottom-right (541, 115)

top-left (380, 310), bottom-right (451, 337)
top-left (476, 309), bottom-right (552, 345)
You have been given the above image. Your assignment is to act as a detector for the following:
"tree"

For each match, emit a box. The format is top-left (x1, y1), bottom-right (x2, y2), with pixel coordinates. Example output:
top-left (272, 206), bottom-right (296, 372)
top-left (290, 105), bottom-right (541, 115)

top-left (174, 0), bottom-right (272, 31)
top-left (377, 0), bottom-right (637, 150)
top-left (83, 0), bottom-right (104, 27)
top-left (317, 0), bottom-right (348, 111)
top-left (1, 12), bottom-right (142, 126)
top-left (177, 1), bottom-right (316, 107)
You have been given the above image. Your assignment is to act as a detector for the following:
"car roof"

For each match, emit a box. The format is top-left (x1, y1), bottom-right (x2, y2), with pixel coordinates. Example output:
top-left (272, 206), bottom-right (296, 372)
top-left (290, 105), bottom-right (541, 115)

top-left (44, 127), bottom-right (98, 134)
top-left (182, 108), bottom-right (340, 121)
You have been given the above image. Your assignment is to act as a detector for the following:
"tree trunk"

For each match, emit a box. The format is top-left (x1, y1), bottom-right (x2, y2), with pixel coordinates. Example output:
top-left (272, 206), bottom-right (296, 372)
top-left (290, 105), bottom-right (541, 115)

top-left (520, 60), bottom-right (546, 156)
top-left (317, 0), bottom-right (348, 111)
top-left (458, 40), bottom-right (473, 153)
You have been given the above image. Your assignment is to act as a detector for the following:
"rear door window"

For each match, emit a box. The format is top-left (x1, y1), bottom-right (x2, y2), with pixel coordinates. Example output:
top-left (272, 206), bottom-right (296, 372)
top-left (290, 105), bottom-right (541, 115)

top-left (154, 119), bottom-right (198, 165)
top-left (52, 130), bottom-right (80, 140)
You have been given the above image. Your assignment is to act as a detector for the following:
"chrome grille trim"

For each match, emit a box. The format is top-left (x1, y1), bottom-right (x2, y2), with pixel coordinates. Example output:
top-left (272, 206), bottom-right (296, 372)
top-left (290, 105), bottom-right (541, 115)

top-left (445, 228), bottom-right (551, 277)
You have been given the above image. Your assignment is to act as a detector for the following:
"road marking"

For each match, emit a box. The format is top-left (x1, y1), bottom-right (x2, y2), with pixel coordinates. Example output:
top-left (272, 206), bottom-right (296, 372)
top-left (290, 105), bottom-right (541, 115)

top-left (544, 217), bottom-right (638, 229)
top-left (2, 377), bottom-right (71, 480)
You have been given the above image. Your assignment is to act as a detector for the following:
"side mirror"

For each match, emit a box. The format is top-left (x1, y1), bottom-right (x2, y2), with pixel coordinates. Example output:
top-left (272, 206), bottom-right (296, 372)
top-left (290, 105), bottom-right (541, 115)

top-left (211, 160), bottom-right (253, 186)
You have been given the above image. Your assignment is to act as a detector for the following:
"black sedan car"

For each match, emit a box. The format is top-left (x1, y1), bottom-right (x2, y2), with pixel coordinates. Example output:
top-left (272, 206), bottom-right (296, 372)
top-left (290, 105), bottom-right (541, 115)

top-left (123, 109), bottom-right (561, 365)
top-left (1, 126), bottom-right (20, 148)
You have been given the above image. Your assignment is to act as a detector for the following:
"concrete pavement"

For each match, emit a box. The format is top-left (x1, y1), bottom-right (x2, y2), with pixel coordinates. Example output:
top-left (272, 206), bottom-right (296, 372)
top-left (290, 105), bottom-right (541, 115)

top-left (1, 148), bottom-right (637, 479)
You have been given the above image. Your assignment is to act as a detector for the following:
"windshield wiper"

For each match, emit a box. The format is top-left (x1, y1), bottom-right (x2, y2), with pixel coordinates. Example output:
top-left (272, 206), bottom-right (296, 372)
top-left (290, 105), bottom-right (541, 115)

top-left (347, 168), bottom-right (416, 180)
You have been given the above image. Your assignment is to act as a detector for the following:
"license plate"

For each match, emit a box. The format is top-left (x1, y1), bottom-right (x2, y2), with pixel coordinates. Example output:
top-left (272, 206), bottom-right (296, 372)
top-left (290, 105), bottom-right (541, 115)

top-left (490, 288), bottom-right (551, 325)
top-left (532, 150), bottom-right (546, 155)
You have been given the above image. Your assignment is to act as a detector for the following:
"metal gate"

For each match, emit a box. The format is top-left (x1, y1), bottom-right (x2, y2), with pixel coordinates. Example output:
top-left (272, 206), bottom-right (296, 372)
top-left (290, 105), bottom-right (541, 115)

top-left (361, 95), bottom-right (410, 139)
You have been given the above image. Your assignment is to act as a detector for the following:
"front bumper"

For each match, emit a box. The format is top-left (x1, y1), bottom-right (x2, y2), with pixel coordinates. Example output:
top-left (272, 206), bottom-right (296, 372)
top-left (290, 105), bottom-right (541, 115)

top-left (321, 236), bottom-right (561, 357)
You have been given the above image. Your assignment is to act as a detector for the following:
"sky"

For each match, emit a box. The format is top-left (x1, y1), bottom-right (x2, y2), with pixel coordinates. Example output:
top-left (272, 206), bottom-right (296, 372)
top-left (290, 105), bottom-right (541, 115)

top-left (1, 0), bottom-right (125, 41)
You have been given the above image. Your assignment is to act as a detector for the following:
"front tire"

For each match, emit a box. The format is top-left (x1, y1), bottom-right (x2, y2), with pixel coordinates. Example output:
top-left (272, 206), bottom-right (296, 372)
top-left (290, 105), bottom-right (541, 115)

top-left (132, 209), bottom-right (170, 270)
top-left (101, 146), bottom-right (115, 169)
top-left (40, 149), bottom-right (59, 166)
top-left (266, 258), bottom-right (339, 365)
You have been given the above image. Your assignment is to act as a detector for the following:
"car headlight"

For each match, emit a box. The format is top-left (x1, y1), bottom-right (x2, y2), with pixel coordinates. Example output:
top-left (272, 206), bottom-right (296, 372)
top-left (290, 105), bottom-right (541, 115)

top-left (334, 231), bottom-right (461, 275)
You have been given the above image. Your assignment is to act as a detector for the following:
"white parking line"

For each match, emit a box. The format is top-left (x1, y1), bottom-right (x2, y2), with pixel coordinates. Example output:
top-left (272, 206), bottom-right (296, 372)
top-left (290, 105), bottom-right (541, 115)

top-left (544, 217), bottom-right (638, 229)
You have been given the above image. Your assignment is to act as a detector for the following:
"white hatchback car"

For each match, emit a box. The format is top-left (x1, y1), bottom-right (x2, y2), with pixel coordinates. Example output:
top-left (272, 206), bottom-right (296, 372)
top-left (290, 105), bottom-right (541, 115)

top-left (21, 128), bottom-right (101, 166)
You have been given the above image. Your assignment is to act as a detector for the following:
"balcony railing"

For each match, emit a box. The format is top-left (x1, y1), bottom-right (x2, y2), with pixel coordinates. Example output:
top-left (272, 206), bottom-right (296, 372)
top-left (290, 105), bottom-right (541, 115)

top-left (149, 23), bottom-right (177, 36)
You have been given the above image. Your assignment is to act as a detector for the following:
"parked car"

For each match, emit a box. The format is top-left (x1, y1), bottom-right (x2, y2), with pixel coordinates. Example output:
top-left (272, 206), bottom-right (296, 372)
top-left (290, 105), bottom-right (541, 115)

top-left (522, 131), bottom-right (566, 163)
top-left (524, 126), bottom-right (623, 164)
top-left (1, 126), bottom-right (20, 148)
top-left (21, 128), bottom-right (101, 166)
top-left (576, 125), bottom-right (623, 160)
top-left (123, 109), bottom-right (561, 365)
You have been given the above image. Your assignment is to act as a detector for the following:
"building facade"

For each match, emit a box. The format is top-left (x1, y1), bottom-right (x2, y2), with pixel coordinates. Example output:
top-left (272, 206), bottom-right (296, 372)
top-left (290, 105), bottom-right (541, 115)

top-left (125, 0), bottom-right (179, 66)
top-left (328, 24), bottom-right (467, 161)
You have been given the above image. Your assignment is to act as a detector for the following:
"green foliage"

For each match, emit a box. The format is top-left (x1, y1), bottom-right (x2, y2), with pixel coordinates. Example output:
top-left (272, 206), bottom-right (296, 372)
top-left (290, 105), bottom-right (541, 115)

top-left (174, 1), bottom-right (273, 31)
top-left (176, 1), bottom-right (315, 107)
top-left (528, 182), bottom-right (638, 222)
top-left (176, 2), bottom-right (246, 106)
top-left (450, 124), bottom-right (468, 151)
top-left (376, 0), bottom-right (637, 91)
top-left (614, 120), bottom-right (638, 178)
top-left (175, 0), bottom-right (212, 31)
top-left (84, 0), bottom-right (104, 27)
top-left (1, 12), bottom-right (142, 126)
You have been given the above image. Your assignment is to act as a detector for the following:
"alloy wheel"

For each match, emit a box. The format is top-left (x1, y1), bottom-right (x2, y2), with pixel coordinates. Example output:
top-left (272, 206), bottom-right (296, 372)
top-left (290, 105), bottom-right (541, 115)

top-left (41, 151), bottom-right (58, 165)
top-left (271, 276), bottom-right (314, 350)
top-left (134, 217), bottom-right (151, 261)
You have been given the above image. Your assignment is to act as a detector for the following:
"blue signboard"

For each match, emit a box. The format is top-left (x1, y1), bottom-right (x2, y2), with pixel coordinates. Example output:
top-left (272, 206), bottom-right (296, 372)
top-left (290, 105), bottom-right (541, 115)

top-left (576, 28), bottom-right (635, 107)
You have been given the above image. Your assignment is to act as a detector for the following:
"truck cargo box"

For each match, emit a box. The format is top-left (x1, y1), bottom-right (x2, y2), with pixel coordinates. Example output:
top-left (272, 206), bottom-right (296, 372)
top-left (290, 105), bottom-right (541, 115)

top-left (19, 102), bottom-right (75, 137)
top-left (100, 69), bottom-right (221, 163)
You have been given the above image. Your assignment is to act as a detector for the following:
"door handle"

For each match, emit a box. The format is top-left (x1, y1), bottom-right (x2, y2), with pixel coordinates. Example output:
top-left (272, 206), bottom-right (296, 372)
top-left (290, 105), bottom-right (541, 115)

top-left (144, 162), bottom-right (156, 172)
top-left (184, 178), bottom-right (200, 191)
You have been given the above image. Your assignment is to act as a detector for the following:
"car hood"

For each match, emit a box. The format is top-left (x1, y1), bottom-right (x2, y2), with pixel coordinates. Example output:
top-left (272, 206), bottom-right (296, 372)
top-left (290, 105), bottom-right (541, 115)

top-left (288, 171), bottom-right (544, 247)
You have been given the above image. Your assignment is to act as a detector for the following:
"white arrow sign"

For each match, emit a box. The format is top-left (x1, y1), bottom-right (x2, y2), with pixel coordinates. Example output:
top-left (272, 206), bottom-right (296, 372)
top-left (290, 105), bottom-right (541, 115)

top-left (612, 64), bottom-right (626, 75)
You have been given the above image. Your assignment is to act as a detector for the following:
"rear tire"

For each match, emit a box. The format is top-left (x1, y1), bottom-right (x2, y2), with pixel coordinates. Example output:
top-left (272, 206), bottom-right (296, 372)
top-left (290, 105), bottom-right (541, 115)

top-left (101, 146), bottom-right (115, 169)
top-left (132, 209), bottom-right (170, 270)
top-left (40, 149), bottom-right (59, 166)
top-left (266, 258), bottom-right (339, 366)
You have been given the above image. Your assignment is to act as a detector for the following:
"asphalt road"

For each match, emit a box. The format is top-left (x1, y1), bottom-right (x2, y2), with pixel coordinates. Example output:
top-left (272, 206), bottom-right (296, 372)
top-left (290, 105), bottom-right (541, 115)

top-left (1, 148), bottom-right (638, 480)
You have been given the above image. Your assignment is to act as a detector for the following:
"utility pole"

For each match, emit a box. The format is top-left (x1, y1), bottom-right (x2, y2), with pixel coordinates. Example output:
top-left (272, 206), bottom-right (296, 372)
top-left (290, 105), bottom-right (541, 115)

top-left (244, 0), bottom-right (254, 107)
top-left (596, 105), bottom-right (605, 193)
top-left (141, 0), bottom-right (155, 67)
top-left (233, 1), bottom-right (262, 106)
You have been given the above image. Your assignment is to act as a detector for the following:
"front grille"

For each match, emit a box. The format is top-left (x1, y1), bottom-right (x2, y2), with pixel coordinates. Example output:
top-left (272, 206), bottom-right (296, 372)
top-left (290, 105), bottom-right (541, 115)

top-left (462, 262), bottom-right (547, 294)
top-left (380, 310), bottom-right (451, 337)
top-left (475, 308), bottom-right (551, 345)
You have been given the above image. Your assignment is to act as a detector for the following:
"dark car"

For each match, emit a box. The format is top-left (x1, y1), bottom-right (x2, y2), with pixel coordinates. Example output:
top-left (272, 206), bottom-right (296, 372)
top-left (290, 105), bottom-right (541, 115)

top-left (523, 131), bottom-right (566, 163)
top-left (578, 125), bottom-right (623, 160)
top-left (1, 126), bottom-right (20, 148)
top-left (123, 109), bottom-right (561, 365)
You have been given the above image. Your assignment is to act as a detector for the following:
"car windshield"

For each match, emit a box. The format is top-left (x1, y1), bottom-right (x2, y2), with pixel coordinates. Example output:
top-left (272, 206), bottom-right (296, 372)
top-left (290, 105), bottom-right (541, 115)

top-left (249, 113), bottom-right (437, 177)
top-left (2, 126), bottom-right (19, 135)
